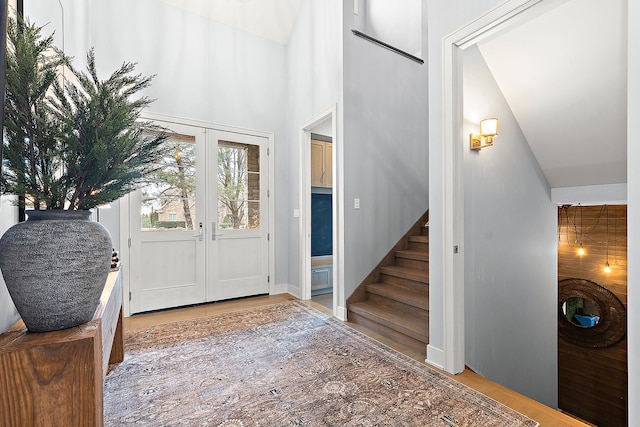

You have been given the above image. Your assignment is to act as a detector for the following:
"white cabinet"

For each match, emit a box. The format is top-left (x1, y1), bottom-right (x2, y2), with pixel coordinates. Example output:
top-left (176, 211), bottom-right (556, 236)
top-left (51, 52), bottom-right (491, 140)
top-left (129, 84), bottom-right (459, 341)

top-left (311, 262), bottom-right (333, 292)
top-left (311, 139), bottom-right (332, 188)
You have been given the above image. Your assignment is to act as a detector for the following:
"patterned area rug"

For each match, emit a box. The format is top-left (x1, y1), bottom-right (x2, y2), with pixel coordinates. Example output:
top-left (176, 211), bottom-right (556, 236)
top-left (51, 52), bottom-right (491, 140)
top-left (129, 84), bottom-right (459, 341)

top-left (104, 301), bottom-right (539, 426)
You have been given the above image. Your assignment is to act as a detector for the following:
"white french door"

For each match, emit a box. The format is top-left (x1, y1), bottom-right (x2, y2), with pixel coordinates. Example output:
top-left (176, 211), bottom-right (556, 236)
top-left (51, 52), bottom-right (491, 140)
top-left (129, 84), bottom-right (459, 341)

top-left (129, 120), bottom-right (269, 314)
top-left (129, 123), bottom-right (206, 313)
top-left (207, 129), bottom-right (269, 301)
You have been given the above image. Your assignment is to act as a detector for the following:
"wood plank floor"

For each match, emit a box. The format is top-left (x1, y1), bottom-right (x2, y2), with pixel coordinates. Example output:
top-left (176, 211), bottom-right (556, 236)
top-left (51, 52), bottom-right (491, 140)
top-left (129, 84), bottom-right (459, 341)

top-left (124, 294), bottom-right (591, 427)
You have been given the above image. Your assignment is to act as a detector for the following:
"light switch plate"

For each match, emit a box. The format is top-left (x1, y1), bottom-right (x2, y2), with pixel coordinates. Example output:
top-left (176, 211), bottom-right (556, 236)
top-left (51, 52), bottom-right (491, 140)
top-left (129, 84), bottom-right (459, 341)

top-left (354, 198), bottom-right (360, 209)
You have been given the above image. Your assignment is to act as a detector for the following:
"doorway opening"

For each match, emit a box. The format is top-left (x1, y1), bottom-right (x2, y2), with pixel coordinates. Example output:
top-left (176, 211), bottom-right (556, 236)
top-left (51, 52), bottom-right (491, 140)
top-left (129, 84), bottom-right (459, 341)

top-left (299, 105), bottom-right (342, 319)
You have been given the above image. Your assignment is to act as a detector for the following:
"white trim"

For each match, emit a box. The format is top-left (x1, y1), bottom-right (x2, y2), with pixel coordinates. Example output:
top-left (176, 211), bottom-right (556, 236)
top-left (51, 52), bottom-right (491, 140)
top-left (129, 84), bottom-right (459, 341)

top-left (426, 345), bottom-right (445, 370)
top-left (120, 192), bottom-right (131, 316)
top-left (299, 104), bottom-right (341, 317)
top-left (141, 111), bottom-right (274, 140)
top-left (335, 305), bottom-right (348, 322)
top-left (551, 183), bottom-right (627, 205)
top-left (271, 282), bottom-right (289, 295)
top-left (123, 112), bottom-right (276, 313)
top-left (441, 0), bottom-right (552, 374)
top-left (267, 133), bottom-right (276, 298)
top-left (287, 283), bottom-right (301, 298)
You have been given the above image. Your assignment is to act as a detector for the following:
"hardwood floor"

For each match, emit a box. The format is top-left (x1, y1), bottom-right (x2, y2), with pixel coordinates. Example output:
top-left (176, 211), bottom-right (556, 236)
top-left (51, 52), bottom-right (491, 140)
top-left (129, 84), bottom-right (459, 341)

top-left (125, 294), bottom-right (590, 427)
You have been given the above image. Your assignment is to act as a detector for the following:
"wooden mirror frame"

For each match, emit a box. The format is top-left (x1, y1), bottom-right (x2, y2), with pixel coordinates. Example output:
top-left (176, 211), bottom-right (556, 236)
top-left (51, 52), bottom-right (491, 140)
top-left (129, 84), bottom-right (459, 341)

top-left (558, 278), bottom-right (626, 348)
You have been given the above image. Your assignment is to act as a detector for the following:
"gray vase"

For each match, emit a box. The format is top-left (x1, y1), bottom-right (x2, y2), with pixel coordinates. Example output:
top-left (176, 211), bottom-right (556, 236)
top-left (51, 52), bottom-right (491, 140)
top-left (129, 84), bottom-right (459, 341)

top-left (0, 210), bottom-right (112, 332)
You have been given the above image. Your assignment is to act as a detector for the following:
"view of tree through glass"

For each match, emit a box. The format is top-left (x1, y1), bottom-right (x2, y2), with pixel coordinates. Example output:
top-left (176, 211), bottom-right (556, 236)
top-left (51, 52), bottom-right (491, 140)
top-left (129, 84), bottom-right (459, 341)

top-left (140, 133), bottom-right (196, 231)
top-left (218, 141), bottom-right (260, 229)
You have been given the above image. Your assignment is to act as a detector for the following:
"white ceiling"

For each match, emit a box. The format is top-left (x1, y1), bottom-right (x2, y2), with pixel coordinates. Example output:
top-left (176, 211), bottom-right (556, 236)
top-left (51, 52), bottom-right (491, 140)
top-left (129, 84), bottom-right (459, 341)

top-left (161, 0), bottom-right (302, 45)
top-left (477, 0), bottom-right (627, 188)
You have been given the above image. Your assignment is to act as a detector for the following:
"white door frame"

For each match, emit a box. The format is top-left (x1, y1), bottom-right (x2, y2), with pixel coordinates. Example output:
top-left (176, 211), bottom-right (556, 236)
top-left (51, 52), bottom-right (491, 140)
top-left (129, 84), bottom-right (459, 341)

top-left (299, 104), bottom-right (346, 320)
top-left (120, 111), bottom-right (276, 317)
top-left (441, 0), bottom-right (558, 373)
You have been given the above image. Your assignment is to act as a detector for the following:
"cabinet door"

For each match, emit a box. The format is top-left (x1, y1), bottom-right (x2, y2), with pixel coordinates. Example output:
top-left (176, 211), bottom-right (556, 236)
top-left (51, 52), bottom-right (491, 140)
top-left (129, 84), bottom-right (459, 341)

top-left (311, 140), bottom-right (325, 187)
top-left (324, 142), bottom-right (332, 187)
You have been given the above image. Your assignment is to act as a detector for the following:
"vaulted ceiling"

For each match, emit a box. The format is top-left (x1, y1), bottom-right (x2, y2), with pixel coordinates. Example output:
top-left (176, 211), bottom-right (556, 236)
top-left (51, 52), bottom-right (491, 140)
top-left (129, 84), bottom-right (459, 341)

top-left (478, 0), bottom-right (627, 188)
top-left (164, 0), bottom-right (627, 189)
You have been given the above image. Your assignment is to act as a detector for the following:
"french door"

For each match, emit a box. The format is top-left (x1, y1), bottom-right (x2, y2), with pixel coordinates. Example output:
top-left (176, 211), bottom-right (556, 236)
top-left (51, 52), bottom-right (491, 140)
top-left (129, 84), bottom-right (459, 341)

top-left (129, 121), bottom-right (269, 314)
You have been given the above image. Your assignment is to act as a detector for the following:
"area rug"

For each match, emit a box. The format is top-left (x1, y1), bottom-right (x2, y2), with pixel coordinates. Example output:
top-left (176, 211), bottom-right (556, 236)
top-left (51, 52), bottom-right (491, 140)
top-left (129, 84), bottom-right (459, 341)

top-left (104, 301), bottom-right (539, 426)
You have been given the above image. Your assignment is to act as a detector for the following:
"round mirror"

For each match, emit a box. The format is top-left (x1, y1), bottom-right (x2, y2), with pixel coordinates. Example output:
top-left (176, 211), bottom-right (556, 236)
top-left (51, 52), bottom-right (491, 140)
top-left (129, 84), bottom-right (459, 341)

top-left (558, 278), bottom-right (626, 348)
top-left (561, 297), bottom-right (600, 328)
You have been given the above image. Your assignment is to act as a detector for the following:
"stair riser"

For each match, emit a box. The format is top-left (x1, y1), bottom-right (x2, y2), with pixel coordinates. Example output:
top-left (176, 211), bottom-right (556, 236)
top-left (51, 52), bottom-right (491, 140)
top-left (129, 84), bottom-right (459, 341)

top-left (380, 268), bottom-right (429, 284)
top-left (408, 241), bottom-right (428, 252)
top-left (365, 284), bottom-right (429, 308)
top-left (348, 312), bottom-right (428, 353)
top-left (395, 258), bottom-right (428, 270)
top-left (367, 292), bottom-right (429, 314)
top-left (380, 274), bottom-right (429, 292)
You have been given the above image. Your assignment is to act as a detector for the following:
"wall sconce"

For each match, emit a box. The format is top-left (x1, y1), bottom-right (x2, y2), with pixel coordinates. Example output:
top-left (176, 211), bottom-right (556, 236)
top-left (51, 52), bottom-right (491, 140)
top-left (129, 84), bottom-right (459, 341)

top-left (470, 118), bottom-right (499, 151)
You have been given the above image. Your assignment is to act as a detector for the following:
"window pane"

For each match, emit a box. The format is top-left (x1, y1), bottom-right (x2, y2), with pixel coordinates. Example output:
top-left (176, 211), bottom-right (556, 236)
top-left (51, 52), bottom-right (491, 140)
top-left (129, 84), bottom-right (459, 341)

top-left (217, 141), bottom-right (260, 229)
top-left (141, 133), bottom-right (196, 231)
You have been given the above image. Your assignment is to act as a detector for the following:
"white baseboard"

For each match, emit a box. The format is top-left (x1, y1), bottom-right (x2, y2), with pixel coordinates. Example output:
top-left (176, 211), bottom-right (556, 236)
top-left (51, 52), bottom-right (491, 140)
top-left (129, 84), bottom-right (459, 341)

top-left (426, 344), bottom-right (445, 370)
top-left (286, 283), bottom-right (301, 299)
top-left (271, 282), bottom-right (289, 295)
top-left (335, 305), bottom-right (348, 321)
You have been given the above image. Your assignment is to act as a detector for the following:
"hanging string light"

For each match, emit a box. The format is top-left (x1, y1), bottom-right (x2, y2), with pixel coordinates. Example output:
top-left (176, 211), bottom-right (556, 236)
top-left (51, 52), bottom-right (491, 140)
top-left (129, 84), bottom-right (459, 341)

top-left (604, 204), bottom-right (611, 274)
top-left (577, 204), bottom-right (585, 256)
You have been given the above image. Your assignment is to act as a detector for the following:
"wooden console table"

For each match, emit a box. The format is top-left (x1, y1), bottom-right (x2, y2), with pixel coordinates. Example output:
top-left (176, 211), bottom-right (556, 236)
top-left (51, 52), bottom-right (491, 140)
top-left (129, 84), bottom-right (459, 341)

top-left (0, 269), bottom-right (124, 427)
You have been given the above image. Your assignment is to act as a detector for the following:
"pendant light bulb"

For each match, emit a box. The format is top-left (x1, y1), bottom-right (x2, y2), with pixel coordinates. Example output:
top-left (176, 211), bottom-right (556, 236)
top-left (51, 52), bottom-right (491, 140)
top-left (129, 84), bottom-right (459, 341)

top-left (577, 244), bottom-right (585, 256)
top-left (604, 262), bottom-right (611, 274)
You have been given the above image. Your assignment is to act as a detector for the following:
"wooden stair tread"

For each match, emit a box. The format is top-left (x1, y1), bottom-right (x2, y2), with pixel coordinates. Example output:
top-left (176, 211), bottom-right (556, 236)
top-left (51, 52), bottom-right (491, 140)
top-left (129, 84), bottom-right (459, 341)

top-left (366, 283), bottom-right (428, 310)
top-left (395, 250), bottom-right (428, 262)
top-left (380, 265), bottom-right (428, 283)
top-left (349, 301), bottom-right (428, 343)
top-left (408, 235), bottom-right (428, 243)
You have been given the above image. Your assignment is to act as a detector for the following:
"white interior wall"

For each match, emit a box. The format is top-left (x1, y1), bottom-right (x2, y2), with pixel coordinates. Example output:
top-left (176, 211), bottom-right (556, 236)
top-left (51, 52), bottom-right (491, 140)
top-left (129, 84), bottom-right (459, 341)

top-left (463, 45), bottom-right (557, 407)
top-left (24, 0), bottom-right (289, 286)
top-left (285, 0), bottom-right (343, 296)
top-left (361, 0), bottom-right (422, 57)
top-left (341, 0), bottom-right (429, 301)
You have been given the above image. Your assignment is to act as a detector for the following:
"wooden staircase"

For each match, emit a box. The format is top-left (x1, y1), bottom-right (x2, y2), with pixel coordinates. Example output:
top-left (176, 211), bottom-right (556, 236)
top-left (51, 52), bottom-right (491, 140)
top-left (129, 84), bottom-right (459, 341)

top-left (347, 214), bottom-right (429, 355)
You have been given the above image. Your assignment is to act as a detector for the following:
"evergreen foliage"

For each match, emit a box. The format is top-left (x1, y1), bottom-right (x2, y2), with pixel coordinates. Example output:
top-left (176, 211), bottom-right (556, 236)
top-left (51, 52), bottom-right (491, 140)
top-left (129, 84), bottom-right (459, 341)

top-left (2, 17), bottom-right (167, 210)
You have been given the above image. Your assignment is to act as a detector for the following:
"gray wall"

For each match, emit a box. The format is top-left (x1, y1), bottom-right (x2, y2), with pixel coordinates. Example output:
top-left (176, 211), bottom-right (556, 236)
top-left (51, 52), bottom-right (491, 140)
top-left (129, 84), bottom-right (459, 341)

top-left (341, 0), bottom-right (429, 300)
top-left (284, 0), bottom-right (343, 295)
top-left (462, 46), bottom-right (557, 407)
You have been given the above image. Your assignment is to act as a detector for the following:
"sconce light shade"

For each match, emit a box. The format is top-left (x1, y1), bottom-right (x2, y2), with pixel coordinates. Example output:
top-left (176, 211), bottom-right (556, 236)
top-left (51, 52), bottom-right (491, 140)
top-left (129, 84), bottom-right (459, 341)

top-left (470, 117), bottom-right (499, 151)
top-left (480, 118), bottom-right (499, 139)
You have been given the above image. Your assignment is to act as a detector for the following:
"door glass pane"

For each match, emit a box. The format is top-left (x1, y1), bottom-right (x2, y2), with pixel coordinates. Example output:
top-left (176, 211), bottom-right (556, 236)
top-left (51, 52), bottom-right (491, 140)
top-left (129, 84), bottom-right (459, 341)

top-left (217, 141), bottom-right (260, 230)
top-left (140, 133), bottom-right (196, 231)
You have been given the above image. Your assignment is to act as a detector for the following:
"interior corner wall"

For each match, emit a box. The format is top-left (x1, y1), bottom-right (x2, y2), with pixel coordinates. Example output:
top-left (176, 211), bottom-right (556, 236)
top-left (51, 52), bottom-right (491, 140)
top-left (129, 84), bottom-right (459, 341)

top-left (341, 0), bottom-right (429, 300)
top-left (462, 45), bottom-right (557, 407)
top-left (285, 0), bottom-right (343, 296)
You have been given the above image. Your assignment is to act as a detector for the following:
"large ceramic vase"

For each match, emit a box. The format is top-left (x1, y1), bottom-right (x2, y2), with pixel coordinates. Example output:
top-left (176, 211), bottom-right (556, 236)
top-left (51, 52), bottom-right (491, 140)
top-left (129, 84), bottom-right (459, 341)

top-left (0, 210), bottom-right (112, 332)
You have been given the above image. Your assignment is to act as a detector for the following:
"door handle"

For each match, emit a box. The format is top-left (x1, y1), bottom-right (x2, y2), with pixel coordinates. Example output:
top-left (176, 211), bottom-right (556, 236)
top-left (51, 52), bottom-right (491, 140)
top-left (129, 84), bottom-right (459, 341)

top-left (212, 222), bottom-right (224, 241)
top-left (194, 222), bottom-right (204, 241)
